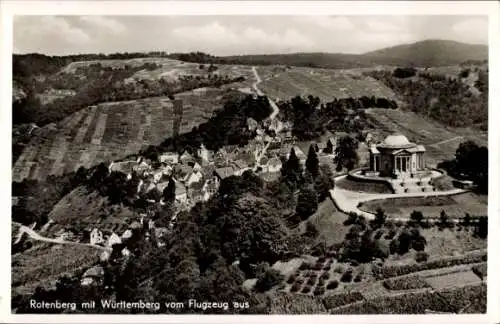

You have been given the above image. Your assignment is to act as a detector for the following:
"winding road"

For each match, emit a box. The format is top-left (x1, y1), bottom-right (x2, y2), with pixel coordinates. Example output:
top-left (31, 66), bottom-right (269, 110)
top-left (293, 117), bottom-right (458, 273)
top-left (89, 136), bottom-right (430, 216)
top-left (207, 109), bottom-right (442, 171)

top-left (252, 66), bottom-right (281, 166)
top-left (13, 222), bottom-right (111, 251)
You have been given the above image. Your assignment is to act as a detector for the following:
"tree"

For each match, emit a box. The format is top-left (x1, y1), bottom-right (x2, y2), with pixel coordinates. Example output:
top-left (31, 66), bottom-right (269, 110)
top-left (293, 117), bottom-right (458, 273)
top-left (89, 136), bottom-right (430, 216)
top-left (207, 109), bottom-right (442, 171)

top-left (410, 210), bottom-right (424, 226)
top-left (254, 268), bottom-right (284, 293)
top-left (305, 221), bottom-right (319, 238)
top-left (281, 148), bottom-right (303, 187)
top-left (296, 186), bottom-right (319, 221)
top-left (306, 144), bottom-right (319, 178)
top-left (371, 208), bottom-right (387, 229)
top-left (314, 164), bottom-right (335, 201)
top-left (439, 210), bottom-right (450, 229)
top-left (334, 136), bottom-right (359, 171)
top-left (474, 216), bottom-right (487, 239)
top-left (163, 178), bottom-right (176, 203)
top-left (324, 140), bottom-right (334, 154)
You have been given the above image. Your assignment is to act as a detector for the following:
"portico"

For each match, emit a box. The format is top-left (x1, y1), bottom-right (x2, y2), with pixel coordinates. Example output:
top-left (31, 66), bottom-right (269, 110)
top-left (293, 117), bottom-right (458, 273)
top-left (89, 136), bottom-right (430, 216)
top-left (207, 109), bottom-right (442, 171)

top-left (369, 134), bottom-right (426, 178)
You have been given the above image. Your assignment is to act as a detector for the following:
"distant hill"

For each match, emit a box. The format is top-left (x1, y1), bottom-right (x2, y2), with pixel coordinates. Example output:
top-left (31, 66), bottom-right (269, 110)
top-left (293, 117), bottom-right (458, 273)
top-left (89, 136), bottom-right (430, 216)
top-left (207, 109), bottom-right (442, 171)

top-left (220, 40), bottom-right (487, 68)
top-left (362, 39), bottom-right (488, 67)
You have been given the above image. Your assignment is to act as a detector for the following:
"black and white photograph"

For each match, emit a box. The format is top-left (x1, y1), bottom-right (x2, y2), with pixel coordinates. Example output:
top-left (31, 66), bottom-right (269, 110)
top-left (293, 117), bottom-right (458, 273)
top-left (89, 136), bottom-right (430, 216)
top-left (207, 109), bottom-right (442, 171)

top-left (3, 1), bottom-right (499, 321)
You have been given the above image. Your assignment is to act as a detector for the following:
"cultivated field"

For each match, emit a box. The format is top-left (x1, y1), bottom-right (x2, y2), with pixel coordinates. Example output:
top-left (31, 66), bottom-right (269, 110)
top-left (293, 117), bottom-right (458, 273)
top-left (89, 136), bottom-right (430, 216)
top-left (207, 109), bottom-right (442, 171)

top-left (12, 88), bottom-right (240, 182)
top-left (359, 193), bottom-right (487, 219)
top-left (257, 66), bottom-right (398, 102)
top-left (365, 108), bottom-right (488, 167)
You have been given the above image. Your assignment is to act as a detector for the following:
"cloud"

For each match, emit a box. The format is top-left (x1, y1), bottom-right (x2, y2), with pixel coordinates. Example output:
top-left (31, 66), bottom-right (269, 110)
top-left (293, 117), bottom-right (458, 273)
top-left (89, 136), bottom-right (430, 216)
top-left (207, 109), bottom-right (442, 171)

top-left (15, 16), bottom-right (90, 47)
top-left (171, 21), bottom-right (314, 54)
top-left (172, 21), bottom-right (242, 45)
top-left (79, 16), bottom-right (127, 35)
top-left (299, 16), bottom-right (355, 31)
top-left (364, 19), bottom-right (402, 32)
top-left (451, 18), bottom-right (488, 43)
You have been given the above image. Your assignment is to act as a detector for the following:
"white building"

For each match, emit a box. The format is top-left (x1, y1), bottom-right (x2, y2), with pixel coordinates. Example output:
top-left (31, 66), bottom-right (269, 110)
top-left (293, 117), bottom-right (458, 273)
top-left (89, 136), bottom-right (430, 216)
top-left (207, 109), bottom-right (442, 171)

top-left (107, 232), bottom-right (122, 247)
top-left (90, 228), bottom-right (104, 245)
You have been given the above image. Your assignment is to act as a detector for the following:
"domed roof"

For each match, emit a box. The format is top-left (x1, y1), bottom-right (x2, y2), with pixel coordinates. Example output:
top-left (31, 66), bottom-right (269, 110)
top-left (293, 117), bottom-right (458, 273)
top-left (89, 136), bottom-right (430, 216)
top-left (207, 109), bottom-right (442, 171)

top-left (384, 134), bottom-right (410, 146)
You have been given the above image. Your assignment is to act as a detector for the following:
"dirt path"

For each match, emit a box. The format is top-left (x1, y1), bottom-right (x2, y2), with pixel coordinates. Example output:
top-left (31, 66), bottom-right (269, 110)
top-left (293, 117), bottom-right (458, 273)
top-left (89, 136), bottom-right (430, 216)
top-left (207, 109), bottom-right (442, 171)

top-left (252, 66), bottom-right (281, 166)
top-left (13, 222), bottom-right (111, 251)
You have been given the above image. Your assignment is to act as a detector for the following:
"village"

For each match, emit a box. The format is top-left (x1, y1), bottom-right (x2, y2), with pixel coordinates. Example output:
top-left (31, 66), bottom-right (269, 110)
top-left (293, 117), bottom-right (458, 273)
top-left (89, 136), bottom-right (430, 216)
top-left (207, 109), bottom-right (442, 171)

top-left (47, 106), bottom-right (359, 269)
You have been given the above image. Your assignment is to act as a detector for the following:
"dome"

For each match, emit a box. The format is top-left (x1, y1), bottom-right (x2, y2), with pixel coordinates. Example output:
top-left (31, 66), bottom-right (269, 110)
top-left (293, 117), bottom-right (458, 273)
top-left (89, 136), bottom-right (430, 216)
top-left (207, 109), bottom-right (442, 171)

top-left (382, 134), bottom-right (411, 147)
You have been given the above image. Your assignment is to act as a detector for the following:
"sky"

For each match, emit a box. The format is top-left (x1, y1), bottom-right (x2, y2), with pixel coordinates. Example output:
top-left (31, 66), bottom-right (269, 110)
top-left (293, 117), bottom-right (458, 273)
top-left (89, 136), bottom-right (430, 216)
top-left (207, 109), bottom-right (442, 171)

top-left (13, 15), bottom-right (488, 56)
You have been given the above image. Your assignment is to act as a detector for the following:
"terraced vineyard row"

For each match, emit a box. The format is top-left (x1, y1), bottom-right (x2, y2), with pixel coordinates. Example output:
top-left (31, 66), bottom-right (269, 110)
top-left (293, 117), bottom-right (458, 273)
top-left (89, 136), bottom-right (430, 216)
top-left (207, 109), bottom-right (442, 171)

top-left (12, 88), bottom-right (231, 182)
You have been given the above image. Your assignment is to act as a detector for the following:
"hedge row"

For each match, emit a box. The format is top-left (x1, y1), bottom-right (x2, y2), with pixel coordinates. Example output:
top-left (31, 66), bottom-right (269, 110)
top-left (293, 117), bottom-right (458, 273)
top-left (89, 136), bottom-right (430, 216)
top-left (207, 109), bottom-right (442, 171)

top-left (373, 252), bottom-right (487, 279)
top-left (323, 292), bottom-right (364, 309)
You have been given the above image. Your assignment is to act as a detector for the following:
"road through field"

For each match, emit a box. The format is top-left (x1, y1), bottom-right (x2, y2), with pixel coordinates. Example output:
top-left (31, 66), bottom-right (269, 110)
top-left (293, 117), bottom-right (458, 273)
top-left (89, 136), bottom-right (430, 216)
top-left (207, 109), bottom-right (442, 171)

top-left (13, 222), bottom-right (111, 252)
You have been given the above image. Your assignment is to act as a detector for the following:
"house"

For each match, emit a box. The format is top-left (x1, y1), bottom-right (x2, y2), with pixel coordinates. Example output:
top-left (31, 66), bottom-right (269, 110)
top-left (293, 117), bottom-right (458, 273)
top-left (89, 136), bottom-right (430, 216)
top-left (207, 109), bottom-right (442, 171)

top-left (174, 164), bottom-right (193, 181)
top-left (90, 228), bottom-right (104, 245)
top-left (232, 159), bottom-right (250, 176)
top-left (121, 247), bottom-right (131, 257)
top-left (185, 169), bottom-right (203, 187)
top-left (121, 229), bottom-right (133, 241)
top-left (158, 152), bottom-right (179, 164)
top-left (197, 144), bottom-right (213, 165)
top-left (316, 142), bottom-right (327, 153)
top-left (202, 179), bottom-right (219, 201)
top-left (81, 265), bottom-right (104, 286)
top-left (107, 232), bottom-right (122, 247)
top-left (214, 166), bottom-right (235, 181)
top-left (174, 180), bottom-right (188, 203)
top-left (130, 221), bottom-right (142, 231)
top-left (267, 157), bottom-right (282, 173)
top-left (179, 151), bottom-right (195, 164)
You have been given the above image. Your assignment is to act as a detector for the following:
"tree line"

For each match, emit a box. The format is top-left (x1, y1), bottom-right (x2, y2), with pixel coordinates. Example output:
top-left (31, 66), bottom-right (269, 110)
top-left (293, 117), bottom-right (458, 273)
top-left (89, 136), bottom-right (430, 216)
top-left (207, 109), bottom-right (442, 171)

top-left (278, 95), bottom-right (395, 141)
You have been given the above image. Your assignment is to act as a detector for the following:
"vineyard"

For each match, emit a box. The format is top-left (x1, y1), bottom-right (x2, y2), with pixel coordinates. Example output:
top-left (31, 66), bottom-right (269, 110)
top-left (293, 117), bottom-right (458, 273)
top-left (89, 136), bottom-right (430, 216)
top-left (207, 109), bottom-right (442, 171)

top-left (12, 242), bottom-right (101, 297)
top-left (365, 108), bottom-right (488, 167)
top-left (257, 66), bottom-right (398, 102)
top-left (12, 88), bottom-right (236, 182)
